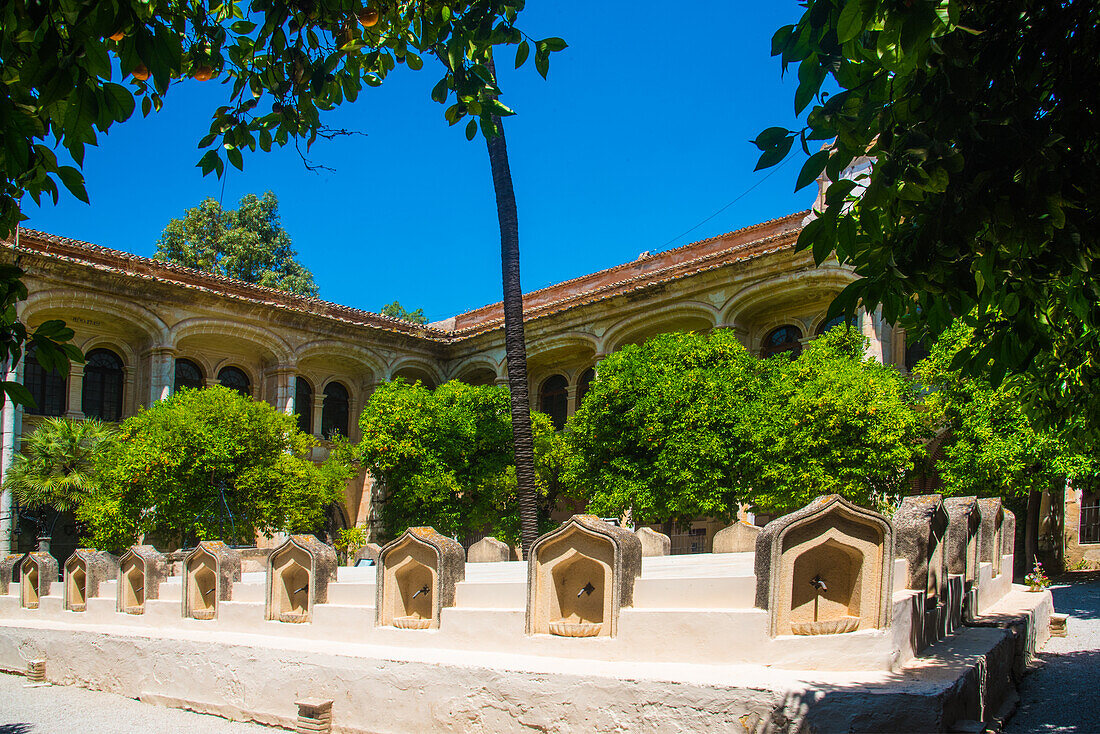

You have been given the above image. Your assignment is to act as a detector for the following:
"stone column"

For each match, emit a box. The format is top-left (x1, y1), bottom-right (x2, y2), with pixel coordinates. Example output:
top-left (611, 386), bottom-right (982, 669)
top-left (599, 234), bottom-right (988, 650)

top-left (566, 385), bottom-right (579, 419)
top-left (0, 360), bottom-right (22, 554)
top-left (311, 394), bottom-right (325, 439)
top-left (861, 309), bottom-right (885, 363)
top-left (270, 366), bottom-right (295, 414)
top-left (147, 347), bottom-right (176, 404)
top-left (65, 362), bottom-right (85, 419)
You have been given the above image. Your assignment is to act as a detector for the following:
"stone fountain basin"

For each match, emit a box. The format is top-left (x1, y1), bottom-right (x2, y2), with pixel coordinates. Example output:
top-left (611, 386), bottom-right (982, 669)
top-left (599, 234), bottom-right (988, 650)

top-left (393, 616), bottom-right (432, 630)
top-left (549, 621), bottom-right (603, 638)
top-left (791, 616), bottom-right (860, 636)
top-left (278, 612), bottom-right (309, 624)
top-left (192, 609), bottom-right (216, 621)
top-left (123, 605), bottom-right (144, 615)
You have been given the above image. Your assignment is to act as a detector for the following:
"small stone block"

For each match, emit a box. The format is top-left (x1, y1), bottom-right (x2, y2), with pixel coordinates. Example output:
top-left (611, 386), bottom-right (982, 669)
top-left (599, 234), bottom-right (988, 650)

top-left (713, 522), bottom-right (761, 553)
top-left (1050, 613), bottom-right (1069, 637)
top-left (634, 527), bottom-right (671, 557)
top-left (467, 536), bottom-right (511, 563)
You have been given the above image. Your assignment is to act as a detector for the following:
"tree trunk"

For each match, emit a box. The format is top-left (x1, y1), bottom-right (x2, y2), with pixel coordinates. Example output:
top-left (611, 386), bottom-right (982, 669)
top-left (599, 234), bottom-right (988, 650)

top-left (484, 72), bottom-right (539, 558)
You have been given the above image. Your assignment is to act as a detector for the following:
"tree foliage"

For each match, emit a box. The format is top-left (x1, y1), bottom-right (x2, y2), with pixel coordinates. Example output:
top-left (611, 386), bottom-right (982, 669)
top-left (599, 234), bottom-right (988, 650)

top-left (156, 191), bottom-right (318, 296)
top-left (914, 322), bottom-right (1097, 498)
top-left (79, 385), bottom-right (350, 551)
top-left (357, 379), bottom-right (561, 543)
top-left (566, 328), bottom-right (926, 521)
top-left (380, 301), bottom-right (428, 324)
top-left (756, 0), bottom-right (1100, 443)
top-left (751, 327), bottom-right (927, 511)
top-left (2, 417), bottom-right (115, 536)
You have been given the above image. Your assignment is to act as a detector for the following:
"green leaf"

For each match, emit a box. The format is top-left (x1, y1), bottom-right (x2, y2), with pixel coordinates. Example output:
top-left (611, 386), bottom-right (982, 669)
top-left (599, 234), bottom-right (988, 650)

top-left (57, 167), bottom-right (89, 204)
top-left (406, 52), bottom-right (423, 71)
top-left (753, 126), bottom-right (790, 151)
top-left (754, 136), bottom-right (794, 171)
top-left (540, 37), bottom-right (568, 52)
top-left (2, 381), bottom-right (35, 408)
top-left (431, 78), bottom-right (449, 104)
top-left (515, 40), bottom-right (530, 69)
top-left (837, 0), bottom-right (867, 44)
top-left (795, 150), bottom-right (830, 191)
top-left (465, 119), bottom-right (477, 141)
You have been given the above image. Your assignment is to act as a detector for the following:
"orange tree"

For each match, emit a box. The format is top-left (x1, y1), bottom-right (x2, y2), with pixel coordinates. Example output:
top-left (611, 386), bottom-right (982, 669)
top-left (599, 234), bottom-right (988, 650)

top-left (754, 0), bottom-right (1100, 446)
top-left (1, 1), bottom-right (565, 549)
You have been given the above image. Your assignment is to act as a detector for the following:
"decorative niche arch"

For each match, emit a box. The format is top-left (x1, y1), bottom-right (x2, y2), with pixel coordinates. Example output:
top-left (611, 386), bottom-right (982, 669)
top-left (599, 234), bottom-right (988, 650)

top-left (264, 535), bottom-right (337, 623)
top-left (526, 515), bottom-right (642, 638)
top-left (117, 545), bottom-right (167, 615)
top-left (20, 552), bottom-right (58, 609)
top-left (65, 549), bottom-right (116, 612)
top-left (894, 495), bottom-right (949, 606)
top-left (977, 498), bottom-right (1006, 578)
top-left (755, 495), bottom-right (893, 637)
top-left (944, 497), bottom-right (982, 584)
top-left (377, 527), bottom-right (465, 630)
top-left (182, 541), bottom-right (241, 620)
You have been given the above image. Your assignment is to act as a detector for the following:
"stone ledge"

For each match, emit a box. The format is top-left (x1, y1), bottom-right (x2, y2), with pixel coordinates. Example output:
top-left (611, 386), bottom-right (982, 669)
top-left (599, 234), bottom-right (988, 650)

top-left (0, 587), bottom-right (1051, 733)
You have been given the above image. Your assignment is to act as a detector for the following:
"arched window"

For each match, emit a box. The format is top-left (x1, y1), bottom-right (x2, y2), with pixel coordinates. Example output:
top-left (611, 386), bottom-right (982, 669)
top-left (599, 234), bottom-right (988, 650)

top-left (23, 345), bottom-right (66, 416)
top-left (174, 359), bottom-right (204, 392)
top-left (321, 382), bottom-right (350, 438)
top-left (81, 348), bottom-right (124, 421)
top-left (295, 376), bottom-right (313, 434)
top-left (762, 325), bottom-right (803, 358)
top-left (815, 315), bottom-right (855, 336)
top-left (905, 338), bottom-right (931, 372)
top-left (540, 374), bottom-right (569, 430)
top-left (576, 368), bottom-right (596, 410)
top-left (218, 366), bottom-right (251, 398)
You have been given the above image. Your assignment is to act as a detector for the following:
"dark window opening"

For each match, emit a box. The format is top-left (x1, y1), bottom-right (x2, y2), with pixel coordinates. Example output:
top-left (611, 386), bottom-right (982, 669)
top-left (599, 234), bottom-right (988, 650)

top-left (540, 374), bottom-right (569, 430)
top-left (174, 359), bottom-right (204, 392)
top-left (295, 376), bottom-right (313, 434)
top-left (905, 338), bottom-right (931, 372)
top-left (81, 348), bottom-right (124, 421)
top-left (218, 366), bottom-right (251, 398)
top-left (576, 368), bottom-right (596, 410)
top-left (321, 381), bottom-right (350, 438)
top-left (762, 325), bottom-right (803, 358)
top-left (23, 345), bottom-right (66, 416)
top-left (816, 315), bottom-right (855, 336)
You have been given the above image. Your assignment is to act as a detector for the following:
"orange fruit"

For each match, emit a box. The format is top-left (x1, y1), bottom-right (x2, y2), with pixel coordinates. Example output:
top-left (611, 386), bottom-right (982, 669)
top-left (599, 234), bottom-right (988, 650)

top-left (131, 64), bottom-right (150, 81)
top-left (109, 30), bottom-right (125, 41)
top-left (193, 66), bottom-right (214, 81)
top-left (357, 8), bottom-right (379, 27)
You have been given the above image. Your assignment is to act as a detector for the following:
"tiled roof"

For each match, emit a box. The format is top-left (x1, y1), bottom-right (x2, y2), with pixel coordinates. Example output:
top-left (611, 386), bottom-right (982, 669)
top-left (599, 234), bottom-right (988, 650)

top-left (7, 211), bottom-right (808, 342)
top-left (7, 228), bottom-right (450, 340)
top-left (447, 211), bottom-right (808, 335)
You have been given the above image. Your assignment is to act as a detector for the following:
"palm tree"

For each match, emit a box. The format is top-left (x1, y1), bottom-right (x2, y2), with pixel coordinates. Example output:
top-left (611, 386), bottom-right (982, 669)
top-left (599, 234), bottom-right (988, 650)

top-left (2, 417), bottom-right (115, 548)
top-left (482, 58), bottom-right (539, 557)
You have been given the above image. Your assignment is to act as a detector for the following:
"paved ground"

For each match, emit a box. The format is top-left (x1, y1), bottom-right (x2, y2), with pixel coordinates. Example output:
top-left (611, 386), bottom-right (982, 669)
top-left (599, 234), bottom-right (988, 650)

top-left (1005, 572), bottom-right (1100, 733)
top-left (0, 672), bottom-right (277, 733)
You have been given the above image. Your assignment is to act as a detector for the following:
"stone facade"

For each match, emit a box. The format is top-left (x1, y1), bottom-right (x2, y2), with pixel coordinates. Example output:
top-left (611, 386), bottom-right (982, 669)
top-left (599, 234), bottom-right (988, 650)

top-left (0, 211), bottom-right (924, 551)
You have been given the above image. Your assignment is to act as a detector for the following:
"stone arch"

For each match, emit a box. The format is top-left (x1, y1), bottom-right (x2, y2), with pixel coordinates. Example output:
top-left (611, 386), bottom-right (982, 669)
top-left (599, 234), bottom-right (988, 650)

top-left (450, 358), bottom-right (502, 386)
top-left (20, 288), bottom-right (169, 344)
top-left (388, 357), bottom-right (445, 388)
top-left (721, 269), bottom-right (854, 334)
top-left (78, 336), bottom-right (138, 368)
top-left (377, 527), bottom-right (465, 630)
top-left (168, 318), bottom-right (292, 363)
top-left (294, 340), bottom-right (386, 381)
top-left (599, 302), bottom-right (719, 354)
top-left (213, 361), bottom-right (258, 392)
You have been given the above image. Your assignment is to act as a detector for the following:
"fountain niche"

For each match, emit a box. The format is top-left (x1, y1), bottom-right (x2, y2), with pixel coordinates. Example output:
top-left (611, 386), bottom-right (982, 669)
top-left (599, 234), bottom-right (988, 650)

top-left (944, 497), bottom-right (982, 584)
top-left (183, 541), bottom-right (241, 620)
top-left (977, 498), bottom-right (1006, 578)
top-left (895, 495), bottom-right (950, 606)
top-left (116, 546), bottom-right (167, 615)
top-left (265, 535), bottom-right (337, 623)
top-left (65, 550), bottom-right (116, 612)
top-left (377, 527), bottom-right (464, 630)
top-left (21, 552), bottom-right (58, 610)
top-left (526, 515), bottom-right (642, 639)
top-left (755, 495), bottom-right (893, 637)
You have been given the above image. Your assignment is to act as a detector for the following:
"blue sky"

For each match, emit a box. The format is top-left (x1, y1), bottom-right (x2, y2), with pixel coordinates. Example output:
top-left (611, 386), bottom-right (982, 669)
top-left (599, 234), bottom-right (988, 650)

top-left (23, 1), bottom-right (815, 321)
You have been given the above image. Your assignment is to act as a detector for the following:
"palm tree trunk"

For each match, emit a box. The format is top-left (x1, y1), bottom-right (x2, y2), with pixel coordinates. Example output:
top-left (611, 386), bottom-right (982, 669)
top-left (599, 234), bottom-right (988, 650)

top-left (484, 78), bottom-right (539, 558)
